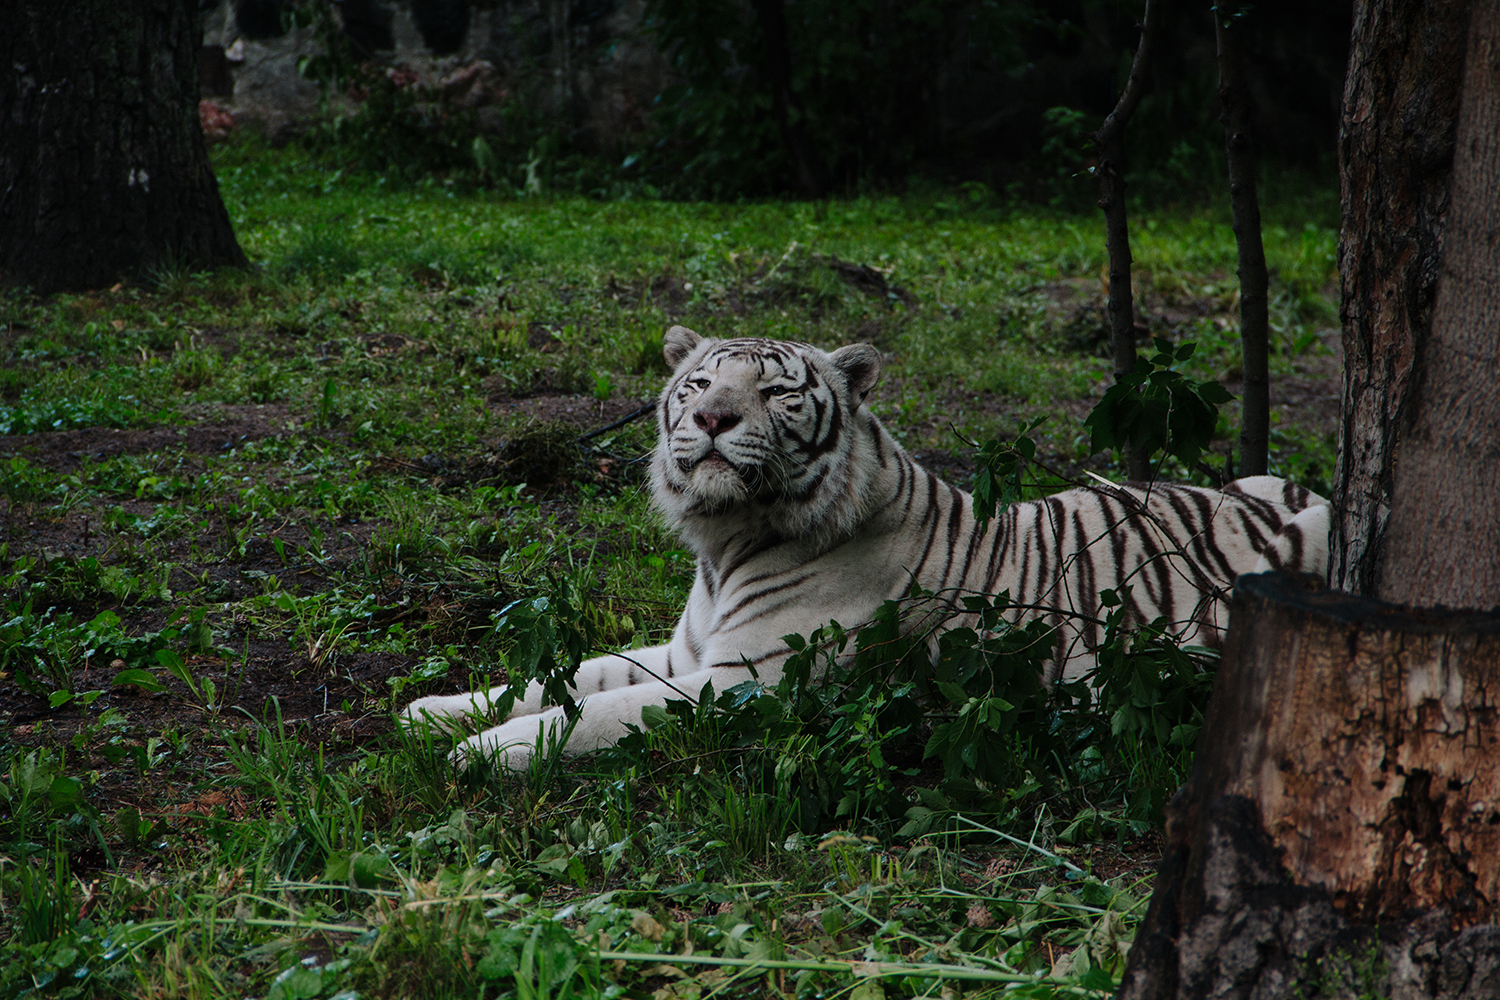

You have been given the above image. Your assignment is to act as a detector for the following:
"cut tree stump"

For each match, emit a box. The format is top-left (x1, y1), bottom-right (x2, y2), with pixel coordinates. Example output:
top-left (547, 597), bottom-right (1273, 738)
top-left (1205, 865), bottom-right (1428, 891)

top-left (1118, 571), bottom-right (1500, 1000)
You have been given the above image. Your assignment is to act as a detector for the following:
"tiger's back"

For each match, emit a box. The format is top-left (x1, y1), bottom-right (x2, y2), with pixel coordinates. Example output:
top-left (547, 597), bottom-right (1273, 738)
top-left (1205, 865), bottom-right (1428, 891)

top-left (880, 471), bottom-right (1329, 680)
top-left (405, 329), bottom-right (1329, 765)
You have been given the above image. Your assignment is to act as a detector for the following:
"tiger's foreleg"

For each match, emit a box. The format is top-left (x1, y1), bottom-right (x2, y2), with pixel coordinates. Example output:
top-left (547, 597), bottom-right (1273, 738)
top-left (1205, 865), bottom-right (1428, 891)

top-left (453, 664), bottom-right (754, 770)
top-left (401, 644), bottom-right (680, 734)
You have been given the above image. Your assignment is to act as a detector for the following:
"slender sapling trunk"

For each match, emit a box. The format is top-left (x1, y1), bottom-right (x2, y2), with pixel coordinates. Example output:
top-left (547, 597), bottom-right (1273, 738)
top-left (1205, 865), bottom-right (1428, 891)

top-left (1092, 0), bottom-right (1165, 481)
top-left (1214, 2), bottom-right (1270, 477)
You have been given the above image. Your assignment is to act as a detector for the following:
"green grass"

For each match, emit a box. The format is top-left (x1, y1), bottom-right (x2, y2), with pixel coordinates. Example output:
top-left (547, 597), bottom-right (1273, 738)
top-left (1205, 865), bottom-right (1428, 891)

top-left (0, 136), bottom-right (1339, 998)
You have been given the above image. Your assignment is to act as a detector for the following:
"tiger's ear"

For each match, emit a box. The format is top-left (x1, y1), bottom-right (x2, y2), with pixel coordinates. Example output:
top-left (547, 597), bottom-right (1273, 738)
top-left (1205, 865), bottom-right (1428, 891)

top-left (663, 326), bottom-right (702, 368)
top-left (830, 344), bottom-right (882, 400)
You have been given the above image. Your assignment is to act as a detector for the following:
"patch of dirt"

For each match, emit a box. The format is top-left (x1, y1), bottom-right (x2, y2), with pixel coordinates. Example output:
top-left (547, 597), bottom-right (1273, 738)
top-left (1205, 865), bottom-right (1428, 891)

top-left (0, 403), bottom-right (297, 470)
top-left (1080, 831), bottom-right (1165, 883)
top-left (486, 390), bottom-right (653, 429)
top-left (821, 255), bottom-right (917, 308)
top-left (632, 252), bottom-right (916, 321)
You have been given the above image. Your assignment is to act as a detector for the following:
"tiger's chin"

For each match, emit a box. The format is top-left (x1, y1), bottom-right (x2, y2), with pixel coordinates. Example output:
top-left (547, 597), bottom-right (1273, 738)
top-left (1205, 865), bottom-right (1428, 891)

top-left (687, 455), bottom-right (753, 507)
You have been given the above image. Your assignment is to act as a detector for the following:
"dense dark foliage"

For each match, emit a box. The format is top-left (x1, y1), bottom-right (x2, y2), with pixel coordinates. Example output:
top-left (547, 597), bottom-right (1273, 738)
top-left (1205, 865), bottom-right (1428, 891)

top-left (269, 0), bottom-right (1350, 200)
top-left (637, 0), bottom-right (1350, 198)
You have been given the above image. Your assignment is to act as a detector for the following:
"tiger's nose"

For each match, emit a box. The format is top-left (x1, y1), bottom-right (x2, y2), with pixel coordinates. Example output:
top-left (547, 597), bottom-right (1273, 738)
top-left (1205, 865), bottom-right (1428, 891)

top-left (693, 410), bottom-right (741, 437)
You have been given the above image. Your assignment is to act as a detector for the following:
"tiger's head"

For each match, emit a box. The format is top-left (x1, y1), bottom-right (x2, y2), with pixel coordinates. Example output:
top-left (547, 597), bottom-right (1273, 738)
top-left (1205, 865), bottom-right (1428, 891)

top-left (651, 327), bottom-right (885, 546)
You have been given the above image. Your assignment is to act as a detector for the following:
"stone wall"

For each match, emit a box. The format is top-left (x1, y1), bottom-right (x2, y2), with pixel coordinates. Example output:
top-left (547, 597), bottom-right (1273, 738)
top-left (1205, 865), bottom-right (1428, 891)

top-left (198, 0), bottom-right (667, 150)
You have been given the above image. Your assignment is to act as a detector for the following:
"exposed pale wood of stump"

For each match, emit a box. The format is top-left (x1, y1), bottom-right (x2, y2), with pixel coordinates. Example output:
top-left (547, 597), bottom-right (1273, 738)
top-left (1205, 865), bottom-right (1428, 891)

top-left (1117, 571), bottom-right (1500, 1000)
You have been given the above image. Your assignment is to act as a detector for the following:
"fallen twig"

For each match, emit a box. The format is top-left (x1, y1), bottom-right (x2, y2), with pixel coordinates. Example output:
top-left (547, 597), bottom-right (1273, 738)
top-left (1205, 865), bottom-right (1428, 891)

top-left (596, 950), bottom-right (1107, 993)
top-left (578, 403), bottom-right (654, 444)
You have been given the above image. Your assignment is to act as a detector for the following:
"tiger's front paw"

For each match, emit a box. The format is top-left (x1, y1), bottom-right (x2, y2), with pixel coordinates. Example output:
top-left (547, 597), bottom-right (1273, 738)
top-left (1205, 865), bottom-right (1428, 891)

top-left (449, 708), bottom-right (570, 772)
top-left (450, 731), bottom-right (534, 772)
top-left (401, 691), bottom-right (498, 735)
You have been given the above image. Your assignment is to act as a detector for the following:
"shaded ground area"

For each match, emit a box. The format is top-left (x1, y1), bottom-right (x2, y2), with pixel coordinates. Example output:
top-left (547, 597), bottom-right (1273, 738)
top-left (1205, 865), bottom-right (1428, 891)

top-left (2, 373), bottom-right (1332, 872)
top-left (0, 349), bottom-right (707, 875)
top-left (1, 407), bottom-right (286, 471)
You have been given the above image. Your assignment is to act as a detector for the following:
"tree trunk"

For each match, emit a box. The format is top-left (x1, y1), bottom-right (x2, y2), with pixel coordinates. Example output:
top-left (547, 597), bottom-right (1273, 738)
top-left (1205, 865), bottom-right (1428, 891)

top-left (1330, 0), bottom-right (1469, 596)
top-left (1093, 0), bottom-right (1164, 482)
top-left (546, 0), bottom-right (573, 121)
top-left (1378, 2), bottom-right (1500, 610)
top-left (750, 0), bottom-right (830, 199)
top-left (1118, 571), bottom-right (1500, 1000)
top-left (1213, 3), bottom-right (1269, 478)
top-left (0, 0), bottom-right (247, 297)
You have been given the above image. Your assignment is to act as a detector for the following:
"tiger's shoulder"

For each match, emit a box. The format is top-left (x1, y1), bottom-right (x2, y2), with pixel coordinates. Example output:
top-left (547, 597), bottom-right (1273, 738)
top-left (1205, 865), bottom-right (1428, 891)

top-left (1219, 474), bottom-right (1328, 514)
top-left (1215, 476), bottom-right (1331, 574)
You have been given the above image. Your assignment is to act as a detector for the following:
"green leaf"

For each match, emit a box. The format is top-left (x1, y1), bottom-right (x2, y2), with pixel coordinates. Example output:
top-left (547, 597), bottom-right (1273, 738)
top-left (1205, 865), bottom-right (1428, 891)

top-left (1081, 966), bottom-right (1120, 991)
top-left (113, 669), bottom-right (165, 692)
top-left (47, 775), bottom-right (82, 809)
top-left (1197, 381), bottom-right (1234, 404)
top-left (154, 648), bottom-right (194, 686)
top-left (936, 681), bottom-right (969, 706)
top-left (267, 964), bottom-right (326, 1000)
top-left (326, 850), bottom-right (392, 888)
top-left (1084, 338), bottom-right (1236, 469)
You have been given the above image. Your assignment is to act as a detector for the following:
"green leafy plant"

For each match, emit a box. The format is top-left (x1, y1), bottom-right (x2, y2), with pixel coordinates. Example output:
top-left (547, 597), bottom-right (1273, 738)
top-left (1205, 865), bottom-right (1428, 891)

top-left (0, 394), bottom-right (168, 435)
top-left (477, 915), bottom-right (599, 999)
top-left (0, 456), bottom-right (62, 503)
top-left (488, 587), bottom-right (599, 722)
top-left (1084, 339), bottom-right (1234, 473)
top-left (969, 416), bottom-right (1047, 523)
top-left (11, 843), bottom-right (77, 946)
top-left (1086, 587), bottom-right (1217, 831)
top-left (154, 648), bottom-right (220, 712)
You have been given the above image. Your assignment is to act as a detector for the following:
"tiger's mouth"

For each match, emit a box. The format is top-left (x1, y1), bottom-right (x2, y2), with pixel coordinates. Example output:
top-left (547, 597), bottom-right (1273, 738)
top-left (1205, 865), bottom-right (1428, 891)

top-left (677, 449), bottom-right (738, 474)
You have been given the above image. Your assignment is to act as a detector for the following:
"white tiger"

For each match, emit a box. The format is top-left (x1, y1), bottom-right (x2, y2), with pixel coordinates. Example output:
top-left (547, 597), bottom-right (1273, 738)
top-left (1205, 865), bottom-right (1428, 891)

top-left (404, 327), bottom-right (1330, 768)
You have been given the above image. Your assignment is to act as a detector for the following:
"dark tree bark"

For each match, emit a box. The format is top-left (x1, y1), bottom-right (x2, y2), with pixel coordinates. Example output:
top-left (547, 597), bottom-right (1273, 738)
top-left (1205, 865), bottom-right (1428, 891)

top-left (1330, 0), bottom-right (1469, 596)
top-left (750, 0), bottom-right (829, 199)
top-left (1379, 2), bottom-right (1500, 610)
top-left (411, 0), bottom-right (471, 57)
top-left (1118, 572), bottom-right (1500, 1000)
top-left (1213, 3), bottom-right (1270, 478)
top-left (546, 0), bottom-right (573, 121)
top-left (1093, 0), bottom-right (1165, 482)
top-left (0, 0), bottom-right (247, 297)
